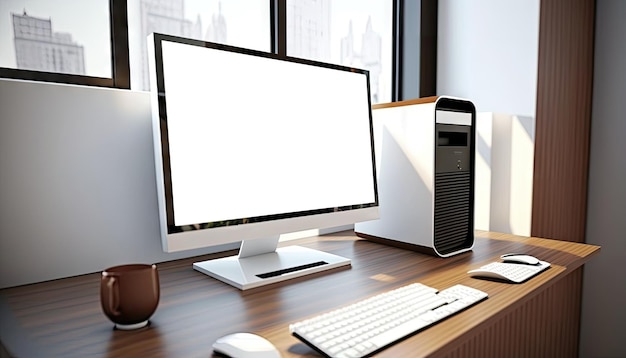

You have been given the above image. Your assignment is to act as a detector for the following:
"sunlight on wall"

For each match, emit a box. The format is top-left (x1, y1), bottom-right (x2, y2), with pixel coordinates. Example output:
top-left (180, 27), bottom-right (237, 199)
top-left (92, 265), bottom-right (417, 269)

top-left (474, 112), bottom-right (535, 236)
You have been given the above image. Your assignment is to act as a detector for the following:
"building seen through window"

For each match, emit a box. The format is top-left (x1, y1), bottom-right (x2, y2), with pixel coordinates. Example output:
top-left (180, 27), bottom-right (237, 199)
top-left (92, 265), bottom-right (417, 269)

top-left (1, 0), bottom-right (398, 102)
top-left (128, 0), bottom-right (270, 91)
top-left (287, 0), bottom-right (392, 104)
top-left (0, 0), bottom-right (111, 78)
top-left (11, 11), bottom-right (85, 75)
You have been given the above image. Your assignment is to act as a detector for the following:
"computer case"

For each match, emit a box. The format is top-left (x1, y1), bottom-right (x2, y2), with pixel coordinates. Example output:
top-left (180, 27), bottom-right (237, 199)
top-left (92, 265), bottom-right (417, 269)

top-left (355, 96), bottom-right (476, 257)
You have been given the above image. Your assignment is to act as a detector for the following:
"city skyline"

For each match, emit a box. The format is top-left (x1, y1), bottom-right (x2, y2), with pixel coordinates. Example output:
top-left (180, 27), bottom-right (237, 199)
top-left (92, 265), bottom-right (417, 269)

top-left (1, 0), bottom-right (390, 102)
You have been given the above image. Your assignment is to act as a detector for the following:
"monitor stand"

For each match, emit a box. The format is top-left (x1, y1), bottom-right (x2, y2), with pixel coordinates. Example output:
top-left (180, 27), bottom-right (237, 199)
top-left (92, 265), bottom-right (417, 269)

top-left (192, 236), bottom-right (351, 290)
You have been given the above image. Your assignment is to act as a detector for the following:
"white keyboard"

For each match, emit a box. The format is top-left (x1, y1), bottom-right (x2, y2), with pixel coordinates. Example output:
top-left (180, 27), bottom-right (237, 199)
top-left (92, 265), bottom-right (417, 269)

top-left (289, 283), bottom-right (488, 358)
top-left (468, 261), bottom-right (551, 283)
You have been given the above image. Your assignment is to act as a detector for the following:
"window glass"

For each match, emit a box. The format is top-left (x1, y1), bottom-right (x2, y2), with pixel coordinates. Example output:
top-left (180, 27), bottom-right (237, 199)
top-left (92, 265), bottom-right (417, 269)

top-left (128, 0), bottom-right (271, 91)
top-left (287, 0), bottom-right (393, 104)
top-left (0, 0), bottom-right (111, 78)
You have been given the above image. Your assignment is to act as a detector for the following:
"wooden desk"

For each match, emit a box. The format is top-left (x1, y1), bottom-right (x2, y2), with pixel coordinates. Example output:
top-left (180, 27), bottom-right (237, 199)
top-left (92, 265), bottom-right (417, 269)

top-left (0, 231), bottom-right (599, 357)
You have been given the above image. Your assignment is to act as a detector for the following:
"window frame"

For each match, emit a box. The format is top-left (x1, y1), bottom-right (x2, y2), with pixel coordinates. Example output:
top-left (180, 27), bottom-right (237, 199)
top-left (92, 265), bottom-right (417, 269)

top-left (394, 0), bottom-right (438, 100)
top-left (0, 0), bottom-right (436, 99)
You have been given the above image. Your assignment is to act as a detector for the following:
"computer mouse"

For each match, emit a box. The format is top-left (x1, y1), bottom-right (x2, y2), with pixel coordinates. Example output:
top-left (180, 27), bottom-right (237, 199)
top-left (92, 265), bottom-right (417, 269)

top-left (467, 268), bottom-right (514, 282)
top-left (500, 253), bottom-right (540, 265)
top-left (212, 332), bottom-right (281, 358)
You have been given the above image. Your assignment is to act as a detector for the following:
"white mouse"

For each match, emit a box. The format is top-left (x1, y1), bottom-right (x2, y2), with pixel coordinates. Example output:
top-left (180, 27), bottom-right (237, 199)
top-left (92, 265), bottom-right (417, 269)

top-left (500, 253), bottom-right (540, 265)
top-left (467, 268), bottom-right (514, 282)
top-left (212, 332), bottom-right (281, 358)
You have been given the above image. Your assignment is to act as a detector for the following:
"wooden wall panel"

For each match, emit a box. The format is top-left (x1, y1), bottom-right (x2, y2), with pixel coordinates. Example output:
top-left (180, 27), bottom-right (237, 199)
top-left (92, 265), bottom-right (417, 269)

top-left (531, 0), bottom-right (595, 243)
top-left (439, 268), bottom-right (583, 358)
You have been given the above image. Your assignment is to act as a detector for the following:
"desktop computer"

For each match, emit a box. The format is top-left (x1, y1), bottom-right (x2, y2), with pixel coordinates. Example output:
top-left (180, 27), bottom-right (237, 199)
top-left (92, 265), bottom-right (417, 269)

top-left (355, 96), bottom-right (476, 257)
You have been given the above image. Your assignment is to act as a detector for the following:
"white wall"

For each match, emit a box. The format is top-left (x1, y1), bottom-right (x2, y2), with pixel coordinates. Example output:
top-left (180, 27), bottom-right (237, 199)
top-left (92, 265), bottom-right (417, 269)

top-left (474, 112), bottom-right (534, 236)
top-left (437, 0), bottom-right (540, 116)
top-left (0, 79), bottom-right (237, 289)
top-left (438, 0), bottom-right (539, 236)
top-left (580, 0), bottom-right (626, 356)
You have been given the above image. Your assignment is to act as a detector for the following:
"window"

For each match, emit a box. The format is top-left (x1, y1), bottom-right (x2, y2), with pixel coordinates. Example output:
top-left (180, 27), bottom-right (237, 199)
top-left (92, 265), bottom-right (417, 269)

top-left (286, 0), bottom-right (393, 104)
top-left (127, 0), bottom-right (271, 91)
top-left (0, 0), bottom-right (437, 99)
top-left (0, 0), bottom-right (128, 88)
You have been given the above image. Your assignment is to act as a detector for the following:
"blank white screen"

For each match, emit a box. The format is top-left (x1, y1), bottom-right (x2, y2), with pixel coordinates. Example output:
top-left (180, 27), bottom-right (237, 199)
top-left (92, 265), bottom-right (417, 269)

top-left (161, 41), bottom-right (376, 226)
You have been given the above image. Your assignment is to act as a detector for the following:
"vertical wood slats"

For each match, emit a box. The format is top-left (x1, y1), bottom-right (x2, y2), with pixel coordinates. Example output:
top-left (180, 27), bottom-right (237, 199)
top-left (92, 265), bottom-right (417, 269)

top-left (440, 268), bottom-right (583, 358)
top-left (531, 0), bottom-right (595, 243)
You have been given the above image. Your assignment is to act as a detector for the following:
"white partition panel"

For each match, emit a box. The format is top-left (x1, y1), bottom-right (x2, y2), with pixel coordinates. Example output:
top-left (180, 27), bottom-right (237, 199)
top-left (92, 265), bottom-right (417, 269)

top-left (474, 112), bottom-right (535, 236)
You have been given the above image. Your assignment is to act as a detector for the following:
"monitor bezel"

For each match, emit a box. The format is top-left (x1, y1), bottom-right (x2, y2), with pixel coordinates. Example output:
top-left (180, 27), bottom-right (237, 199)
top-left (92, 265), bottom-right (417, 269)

top-left (147, 33), bottom-right (379, 254)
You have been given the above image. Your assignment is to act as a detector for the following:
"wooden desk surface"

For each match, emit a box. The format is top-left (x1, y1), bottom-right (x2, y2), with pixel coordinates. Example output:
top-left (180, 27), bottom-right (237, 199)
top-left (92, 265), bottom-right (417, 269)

top-left (0, 230), bottom-right (599, 357)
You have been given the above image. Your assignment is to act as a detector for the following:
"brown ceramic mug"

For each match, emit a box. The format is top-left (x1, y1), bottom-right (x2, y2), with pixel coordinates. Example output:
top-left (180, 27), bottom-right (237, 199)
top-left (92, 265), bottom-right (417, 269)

top-left (100, 264), bottom-right (160, 330)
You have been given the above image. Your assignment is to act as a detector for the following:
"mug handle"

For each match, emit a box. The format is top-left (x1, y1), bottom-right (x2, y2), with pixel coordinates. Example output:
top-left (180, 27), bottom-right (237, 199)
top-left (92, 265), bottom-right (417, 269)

top-left (151, 265), bottom-right (160, 299)
top-left (106, 276), bottom-right (121, 316)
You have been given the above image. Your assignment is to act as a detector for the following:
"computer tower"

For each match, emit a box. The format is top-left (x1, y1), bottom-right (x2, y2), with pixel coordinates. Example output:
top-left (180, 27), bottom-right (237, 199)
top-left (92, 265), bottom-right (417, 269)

top-left (355, 96), bottom-right (476, 257)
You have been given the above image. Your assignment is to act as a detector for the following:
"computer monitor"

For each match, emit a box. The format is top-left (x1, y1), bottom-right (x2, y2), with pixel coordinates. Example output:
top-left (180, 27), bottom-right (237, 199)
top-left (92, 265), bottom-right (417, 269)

top-left (147, 33), bottom-right (379, 290)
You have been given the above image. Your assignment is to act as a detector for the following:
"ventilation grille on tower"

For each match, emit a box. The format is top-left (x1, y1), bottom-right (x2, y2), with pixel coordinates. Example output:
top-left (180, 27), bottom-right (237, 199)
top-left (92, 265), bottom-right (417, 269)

top-left (434, 171), bottom-right (472, 255)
